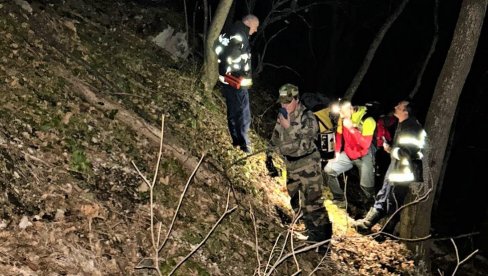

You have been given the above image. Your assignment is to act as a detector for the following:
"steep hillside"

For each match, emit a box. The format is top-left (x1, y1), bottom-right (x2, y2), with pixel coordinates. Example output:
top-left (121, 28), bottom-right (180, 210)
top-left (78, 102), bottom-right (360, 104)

top-left (0, 1), bottom-right (427, 275)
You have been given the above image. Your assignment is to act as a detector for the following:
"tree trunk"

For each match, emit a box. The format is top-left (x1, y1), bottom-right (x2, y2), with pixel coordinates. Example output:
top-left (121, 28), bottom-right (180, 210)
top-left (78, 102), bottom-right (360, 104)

top-left (343, 0), bottom-right (410, 101)
top-left (399, 0), bottom-right (487, 266)
top-left (201, 0), bottom-right (233, 93)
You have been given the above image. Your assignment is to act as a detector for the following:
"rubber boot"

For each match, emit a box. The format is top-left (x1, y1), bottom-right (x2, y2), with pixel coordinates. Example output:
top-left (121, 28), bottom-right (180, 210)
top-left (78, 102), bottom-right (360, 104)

top-left (353, 207), bottom-right (381, 233)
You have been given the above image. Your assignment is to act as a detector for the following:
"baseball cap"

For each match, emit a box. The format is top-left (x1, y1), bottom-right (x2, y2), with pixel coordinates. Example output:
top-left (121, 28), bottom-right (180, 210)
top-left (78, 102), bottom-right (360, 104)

top-left (278, 83), bottom-right (299, 104)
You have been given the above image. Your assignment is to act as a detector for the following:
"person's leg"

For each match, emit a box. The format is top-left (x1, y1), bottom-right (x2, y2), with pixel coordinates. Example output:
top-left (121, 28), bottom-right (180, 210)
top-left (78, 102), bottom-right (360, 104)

top-left (300, 155), bottom-right (332, 242)
top-left (373, 162), bottom-right (395, 213)
top-left (237, 88), bottom-right (251, 151)
top-left (381, 184), bottom-right (410, 234)
top-left (323, 152), bottom-right (353, 201)
top-left (286, 171), bottom-right (302, 215)
top-left (222, 85), bottom-right (239, 146)
top-left (357, 148), bottom-right (376, 202)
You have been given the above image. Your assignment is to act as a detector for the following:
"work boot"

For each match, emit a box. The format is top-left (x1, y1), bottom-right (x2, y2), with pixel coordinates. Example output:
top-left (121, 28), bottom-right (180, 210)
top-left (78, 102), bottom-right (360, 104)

top-left (240, 145), bottom-right (253, 154)
top-left (306, 223), bottom-right (333, 254)
top-left (306, 222), bottom-right (332, 242)
top-left (353, 207), bottom-right (381, 233)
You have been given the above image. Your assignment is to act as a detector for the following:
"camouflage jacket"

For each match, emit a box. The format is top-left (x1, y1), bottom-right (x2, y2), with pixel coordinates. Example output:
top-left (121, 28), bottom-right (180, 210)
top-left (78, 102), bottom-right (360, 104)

top-left (270, 103), bottom-right (319, 160)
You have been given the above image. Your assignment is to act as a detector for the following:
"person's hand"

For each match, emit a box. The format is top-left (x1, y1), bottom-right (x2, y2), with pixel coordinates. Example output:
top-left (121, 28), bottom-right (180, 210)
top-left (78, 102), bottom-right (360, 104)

top-left (342, 118), bottom-right (353, 129)
top-left (279, 114), bottom-right (291, 129)
top-left (383, 143), bottom-right (391, 153)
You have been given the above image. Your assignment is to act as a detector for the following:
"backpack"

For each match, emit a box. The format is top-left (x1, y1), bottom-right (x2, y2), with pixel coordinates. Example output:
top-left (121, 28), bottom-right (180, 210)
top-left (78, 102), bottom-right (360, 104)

top-left (362, 101), bottom-right (397, 149)
top-left (300, 93), bottom-right (337, 160)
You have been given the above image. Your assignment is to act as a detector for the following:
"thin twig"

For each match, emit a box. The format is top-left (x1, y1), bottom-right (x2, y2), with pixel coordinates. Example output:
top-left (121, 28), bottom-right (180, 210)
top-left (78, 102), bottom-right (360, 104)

top-left (375, 231), bottom-right (431, 242)
top-left (309, 250), bottom-right (331, 275)
top-left (291, 270), bottom-right (302, 276)
top-left (450, 238), bottom-right (479, 276)
top-left (457, 250), bottom-right (479, 270)
top-left (289, 207), bottom-right (302, 272)
top-left (169, 189), bottom-right (237, 275)
top-left (263, 232), bottom-right (283, 275)
top-left (133, 115), bottom-right (166, 276)
top-left (265, 238), bottom-right (332, 276)
top-left (435, 232), bottom-right (480, 241)
top-left (159, 153), bottom-right (206, 252)
top-left (379, 186), bottom-right (433, 233)
top-left (250, 203), bottom-right (262, 276)
top-left (266, 210), bottom-right (302, 275)
top-left (342, 173), bottom-right (349, 229)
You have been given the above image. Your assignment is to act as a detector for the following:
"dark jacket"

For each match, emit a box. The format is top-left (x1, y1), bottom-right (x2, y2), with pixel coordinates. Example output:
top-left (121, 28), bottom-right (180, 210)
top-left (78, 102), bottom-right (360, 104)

top-left (389, 117), bottom-right (426, 182)
top-left (215, 21), bottom-right (252, 80)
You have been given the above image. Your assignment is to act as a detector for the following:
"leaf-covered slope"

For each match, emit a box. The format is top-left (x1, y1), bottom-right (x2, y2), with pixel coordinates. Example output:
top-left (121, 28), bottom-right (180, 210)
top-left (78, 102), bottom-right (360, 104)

top-left (0, 1), bottom-right (292, 275)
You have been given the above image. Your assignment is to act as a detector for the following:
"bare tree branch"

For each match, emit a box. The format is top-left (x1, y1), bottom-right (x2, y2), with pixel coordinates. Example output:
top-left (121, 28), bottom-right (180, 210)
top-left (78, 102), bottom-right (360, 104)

top-left (343, 0), bottom-right (410, 100)
top-left (263, 232), bottom-right (284, 275)
top-left (409, 0), bottom-right (439, 99)
top-left (379, 186), bottom-right (433, 234)
top-left (262, 63), bottom-right (303, 80)
top-left (133, 115), bottom-right (166, 276)
top-left (250, 203), bottom-right (262, 276)
top-left (265, 239), bottom-right (332, 275)
top-left (450, 238), bottom-right (479, 276)
top-left (255, 26), bottom-right (288, 75)
top-left (169, 189), bottom-right (238, 275)
top-left (158, 153), bottom-right (206, 252)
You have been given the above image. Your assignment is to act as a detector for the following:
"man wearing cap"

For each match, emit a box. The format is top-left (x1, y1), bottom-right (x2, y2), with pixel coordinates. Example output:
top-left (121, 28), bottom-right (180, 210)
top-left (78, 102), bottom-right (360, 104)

top-left (267, 83), bottom-right (333, 243)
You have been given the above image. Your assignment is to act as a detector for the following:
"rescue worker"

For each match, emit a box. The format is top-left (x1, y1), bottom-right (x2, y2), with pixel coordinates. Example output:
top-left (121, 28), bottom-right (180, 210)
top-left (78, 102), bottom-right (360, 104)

top-left (324, 101), bottom-right (377, 208)
top-left (354, 100), bottom-right (426, 233)
top-left (266, 84), bottom-right (333, 243)
top-left (214, 14), bottom-right (259, 153)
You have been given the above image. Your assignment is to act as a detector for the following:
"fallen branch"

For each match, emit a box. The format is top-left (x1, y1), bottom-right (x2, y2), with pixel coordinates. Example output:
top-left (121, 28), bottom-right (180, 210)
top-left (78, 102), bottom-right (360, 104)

top-left (65, 76), bottom-right (208, 179)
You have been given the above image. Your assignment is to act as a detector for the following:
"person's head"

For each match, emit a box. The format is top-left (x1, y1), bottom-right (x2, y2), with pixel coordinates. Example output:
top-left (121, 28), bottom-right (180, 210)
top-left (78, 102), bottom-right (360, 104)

top-left (339, 100), bottom-right (354, 119)
top-left (279, 83), bottom-right (299, 113)
top-left (242, 14), bottom-right (259, 35)
top-left (393, 100), bottom-right (414, 122)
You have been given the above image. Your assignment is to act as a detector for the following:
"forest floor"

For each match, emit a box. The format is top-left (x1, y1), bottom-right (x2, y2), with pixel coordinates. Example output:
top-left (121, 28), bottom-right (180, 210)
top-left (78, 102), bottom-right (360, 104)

top-left (0, 0), bottom-right (485, 275)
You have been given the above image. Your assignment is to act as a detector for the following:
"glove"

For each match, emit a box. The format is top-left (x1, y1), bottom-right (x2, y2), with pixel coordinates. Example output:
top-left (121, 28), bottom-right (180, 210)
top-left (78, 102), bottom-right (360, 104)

top-left (265, 155), bottom-right (279, 177)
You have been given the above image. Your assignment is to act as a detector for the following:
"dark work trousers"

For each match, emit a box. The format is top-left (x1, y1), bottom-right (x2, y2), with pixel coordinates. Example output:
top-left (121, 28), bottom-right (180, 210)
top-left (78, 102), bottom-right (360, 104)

top-left (374, 160), bottom-right (409, 215)
top-left (222, 84), bottom-right (251, 149)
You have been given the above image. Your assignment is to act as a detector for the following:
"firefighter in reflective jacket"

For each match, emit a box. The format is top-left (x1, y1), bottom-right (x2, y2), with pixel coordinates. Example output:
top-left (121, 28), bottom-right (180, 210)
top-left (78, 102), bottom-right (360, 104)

top-left (214, 15), bottom-right (259, 153)
top-left (354, 100), bottom-right (427, 233)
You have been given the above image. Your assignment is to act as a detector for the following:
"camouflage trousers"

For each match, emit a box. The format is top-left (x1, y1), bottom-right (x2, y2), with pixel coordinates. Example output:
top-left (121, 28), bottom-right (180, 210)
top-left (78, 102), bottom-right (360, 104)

top-left (286, 151), bottom-right (331, 232)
